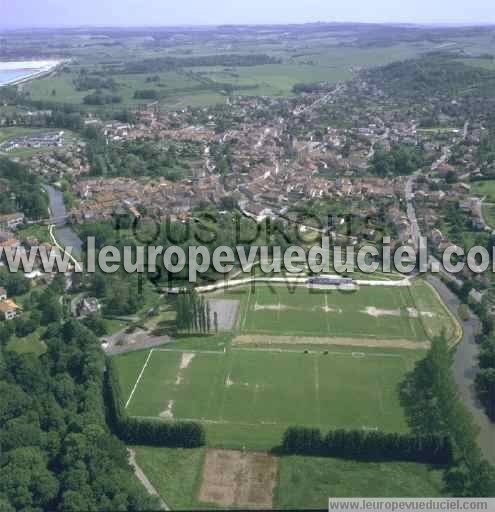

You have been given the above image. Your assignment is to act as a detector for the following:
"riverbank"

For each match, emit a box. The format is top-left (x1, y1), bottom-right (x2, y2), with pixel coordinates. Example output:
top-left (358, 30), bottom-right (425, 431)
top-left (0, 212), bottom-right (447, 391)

top-left (44, 184), bottom-right (83, 257)
top-left (426, 275), bottom-right (495, 464)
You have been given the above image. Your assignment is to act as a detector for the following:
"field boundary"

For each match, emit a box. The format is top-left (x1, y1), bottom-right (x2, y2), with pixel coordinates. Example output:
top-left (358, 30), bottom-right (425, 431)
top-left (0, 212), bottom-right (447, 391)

top-left (125, 349), bottom-right (154, 409)
top-left (233, 334), bottom-right (430, 350)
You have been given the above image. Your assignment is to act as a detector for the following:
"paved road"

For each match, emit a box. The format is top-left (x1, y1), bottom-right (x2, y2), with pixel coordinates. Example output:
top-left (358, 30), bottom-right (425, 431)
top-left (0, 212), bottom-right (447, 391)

top-left (102, 327), bottom-right (172, 355)
top-left (426, 275), bottom-right (495, 464)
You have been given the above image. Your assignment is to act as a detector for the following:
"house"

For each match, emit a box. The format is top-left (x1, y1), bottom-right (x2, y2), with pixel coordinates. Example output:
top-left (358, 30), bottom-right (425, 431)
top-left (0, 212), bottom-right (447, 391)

top-left (0, 299), bottom-right (19, 321)
top-left (77, 297), bottom-right (100, 317)
top-left (0, 213), bottom-right (25, 231)
top-left (0, 287), bottom-right (6, 302)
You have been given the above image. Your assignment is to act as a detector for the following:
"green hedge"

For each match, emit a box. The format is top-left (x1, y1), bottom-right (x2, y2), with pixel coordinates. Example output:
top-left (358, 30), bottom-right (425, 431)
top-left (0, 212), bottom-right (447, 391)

top-left (281, 427), bottom-right (453, 465)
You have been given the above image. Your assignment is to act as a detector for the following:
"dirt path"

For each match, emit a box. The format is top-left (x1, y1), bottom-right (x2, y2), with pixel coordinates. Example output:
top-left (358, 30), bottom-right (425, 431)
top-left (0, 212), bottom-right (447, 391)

top-left (128, 448), bottom-right (169, 510)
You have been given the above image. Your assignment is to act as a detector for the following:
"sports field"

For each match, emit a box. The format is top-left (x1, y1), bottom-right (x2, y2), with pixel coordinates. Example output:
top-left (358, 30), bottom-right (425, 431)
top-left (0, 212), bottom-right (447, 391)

top-left (116, 345), bottom-right (422, 449)
top-left (212, 281), bottom-right (457, 344)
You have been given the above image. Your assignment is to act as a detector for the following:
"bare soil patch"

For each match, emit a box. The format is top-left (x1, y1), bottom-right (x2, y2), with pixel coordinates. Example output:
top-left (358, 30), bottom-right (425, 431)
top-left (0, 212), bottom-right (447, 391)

top-left (363, 306), bottom-right (401, 318)
top-left (233, 334), bottom-right (430, 350)
top-left (198, 449), bottom-right (278, 508)
top-left (159, 400), bottom-right (174, 419)
top-left (175, 352), bottom-right (196, 384)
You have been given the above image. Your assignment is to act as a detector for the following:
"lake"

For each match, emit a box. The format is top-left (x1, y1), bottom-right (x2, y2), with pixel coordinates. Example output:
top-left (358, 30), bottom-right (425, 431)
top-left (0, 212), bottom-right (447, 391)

top-left (0, 69), bottom-right (38, 86)
top-left (0, 60), bottom-right (61, 86)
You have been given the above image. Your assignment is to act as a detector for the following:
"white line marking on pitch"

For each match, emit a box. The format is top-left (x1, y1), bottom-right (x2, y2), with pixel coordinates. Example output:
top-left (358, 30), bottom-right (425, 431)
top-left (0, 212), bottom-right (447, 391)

top-left (231, 347), bottom-right (403, 358)
top-left (153, 348), bottom-right (224, 354)
top-left (125, 349), bottom-right (154, 409)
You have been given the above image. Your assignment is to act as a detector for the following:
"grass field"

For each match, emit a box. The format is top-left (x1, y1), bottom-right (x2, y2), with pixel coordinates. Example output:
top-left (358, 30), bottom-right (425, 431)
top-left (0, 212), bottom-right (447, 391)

top-left (133, 446), bottom-right (206, 510)
top-left (211, 281), bottom-right (456, 343)
top-left (132, 446), bottom-right (446, 509)
top-left (275, 456), bottom-right (445, 506)
top-left (115, 344), bottom-right (422, 450)
top-left (471, 180), bottom-right (495, 202)
top-left (482, 203), bottom-right (495, 228)
top-left (0, 127), bottom-right (48, 144)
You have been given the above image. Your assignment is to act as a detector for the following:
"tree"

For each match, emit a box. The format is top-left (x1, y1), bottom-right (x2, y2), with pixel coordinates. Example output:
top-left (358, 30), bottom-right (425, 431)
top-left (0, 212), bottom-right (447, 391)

top-left (39, 292), bottom-right (62, 325)
top-left (475, 369), bottom-right (495, 420)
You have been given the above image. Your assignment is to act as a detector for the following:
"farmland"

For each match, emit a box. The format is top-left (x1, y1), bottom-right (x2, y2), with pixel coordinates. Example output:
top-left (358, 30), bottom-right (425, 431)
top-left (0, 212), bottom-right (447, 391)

top-left (22, 37), bottom-right (447, 111)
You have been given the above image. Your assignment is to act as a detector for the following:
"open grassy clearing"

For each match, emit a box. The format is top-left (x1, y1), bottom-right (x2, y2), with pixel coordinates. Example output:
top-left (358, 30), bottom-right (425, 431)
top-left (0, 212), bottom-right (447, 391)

top-left (6, 332), bottom-right (47, 357)
top-left (471, 180), bottom-right (495, 202)
top-left (133, 446), bottom-right (206, 510)
top-left (116, 345), bottom-right (422, 450)
top-left (275, 456), bottom-right (446, 506)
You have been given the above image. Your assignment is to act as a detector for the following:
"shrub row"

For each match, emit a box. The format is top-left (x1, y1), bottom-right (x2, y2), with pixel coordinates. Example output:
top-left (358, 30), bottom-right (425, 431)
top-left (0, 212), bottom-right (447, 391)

top-left (281, 427), bottom-right (453, 465)
top-left (105, 357), bottom-right (205, 448)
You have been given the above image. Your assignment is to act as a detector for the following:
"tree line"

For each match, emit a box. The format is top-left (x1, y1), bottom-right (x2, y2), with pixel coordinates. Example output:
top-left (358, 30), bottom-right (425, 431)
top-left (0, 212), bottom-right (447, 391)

top-left (400, 335), bottom-right (495, 496)
top-left (120, 53), bottom-right (281, 74)
top-left (281, 427), bottom-right (453, 464)
top-left (176, 290), bottom-right (212, 334)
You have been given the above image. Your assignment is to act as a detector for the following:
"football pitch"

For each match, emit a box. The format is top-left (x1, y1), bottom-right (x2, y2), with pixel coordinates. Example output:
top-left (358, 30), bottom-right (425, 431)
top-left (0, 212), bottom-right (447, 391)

top-left (116, 346), bottom-right (422, 449)
top-left (215, 281), bottom-right (456, 344)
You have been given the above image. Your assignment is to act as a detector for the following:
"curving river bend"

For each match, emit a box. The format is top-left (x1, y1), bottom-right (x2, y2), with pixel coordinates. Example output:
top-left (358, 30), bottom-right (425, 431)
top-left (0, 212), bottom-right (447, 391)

top-left (426, 275), bottom-right (495, 464)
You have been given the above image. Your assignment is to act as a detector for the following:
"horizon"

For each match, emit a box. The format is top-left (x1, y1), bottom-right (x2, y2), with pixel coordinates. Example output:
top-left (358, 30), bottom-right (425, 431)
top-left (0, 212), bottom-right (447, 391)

top-left (2, 21), bottom-right (495, 30)
top-left (2, 0), bottom-right (495, 29)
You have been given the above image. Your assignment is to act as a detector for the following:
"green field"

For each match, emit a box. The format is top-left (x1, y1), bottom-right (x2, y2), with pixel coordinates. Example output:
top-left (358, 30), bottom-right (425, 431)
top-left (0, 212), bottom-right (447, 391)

top-left (212, 281), bottom-right (456, 343)
top-left (133, 447), bottom-right (206, 510)
top-left (0, 127), bottom-right (48, 144)
top-left (116, 345), bottom-right (422, 449)
top-left (132, 446), bottom-right (446, 509)
top-left (482, 203), bottom-right (495, 229)
top-left (275, 456), bottom-right (445, 506)
top-left (471, 180), bottom-right (495, 202)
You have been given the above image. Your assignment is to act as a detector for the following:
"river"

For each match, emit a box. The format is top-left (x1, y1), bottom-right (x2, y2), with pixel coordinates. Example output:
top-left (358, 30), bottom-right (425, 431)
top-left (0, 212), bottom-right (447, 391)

top-left (426, 276), bottom-right (495, 464)
top-left (44, 184), bottom-right (83, 257)
top-left (405, 175), bottom-right (495, 464)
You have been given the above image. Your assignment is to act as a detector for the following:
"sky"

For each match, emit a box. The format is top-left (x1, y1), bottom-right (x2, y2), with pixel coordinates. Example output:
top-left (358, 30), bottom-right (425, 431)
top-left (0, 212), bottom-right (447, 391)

top-left (1, 0), bottom-right (495, 28)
